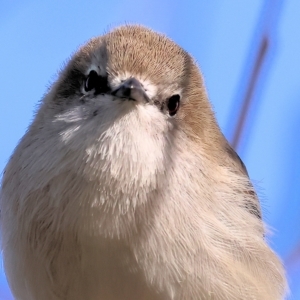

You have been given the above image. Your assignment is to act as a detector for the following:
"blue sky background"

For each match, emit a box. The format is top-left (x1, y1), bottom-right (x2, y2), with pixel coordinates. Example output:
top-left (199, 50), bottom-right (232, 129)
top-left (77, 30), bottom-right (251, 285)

top-left (1, 1), bottom-right (299, 299)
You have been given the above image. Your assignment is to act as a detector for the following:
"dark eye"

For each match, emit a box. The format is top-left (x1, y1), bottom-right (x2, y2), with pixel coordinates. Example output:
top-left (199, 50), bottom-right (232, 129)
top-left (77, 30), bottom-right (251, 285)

top-left (84, 70), bottom-right (110, 94)
top-left (167, 94), bottom-right (180, 116)
top-left (85, 70), bottom-right (99, 92)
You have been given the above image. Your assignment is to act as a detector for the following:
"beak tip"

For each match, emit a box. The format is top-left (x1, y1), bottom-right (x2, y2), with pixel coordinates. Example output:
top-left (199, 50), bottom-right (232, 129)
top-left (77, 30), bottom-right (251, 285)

top-left (112, 77), bottom-right (149, 102)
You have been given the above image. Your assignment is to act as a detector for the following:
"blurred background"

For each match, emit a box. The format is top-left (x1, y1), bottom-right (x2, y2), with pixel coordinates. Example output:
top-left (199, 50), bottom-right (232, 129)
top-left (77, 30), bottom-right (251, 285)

top-left (0, 0), bottom-right (299, 298)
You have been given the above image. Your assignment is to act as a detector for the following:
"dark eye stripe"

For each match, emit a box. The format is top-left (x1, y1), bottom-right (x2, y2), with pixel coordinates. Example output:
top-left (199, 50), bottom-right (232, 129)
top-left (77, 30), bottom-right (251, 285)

top-left (85, 70), bottom-right (99, 91)
top-left (85, 70), bottom-right (110, 94)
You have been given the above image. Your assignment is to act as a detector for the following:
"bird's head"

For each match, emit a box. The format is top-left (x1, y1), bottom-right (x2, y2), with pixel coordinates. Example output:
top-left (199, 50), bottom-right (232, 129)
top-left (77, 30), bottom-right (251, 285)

top-left (29, 25), bottom-right (222, 187)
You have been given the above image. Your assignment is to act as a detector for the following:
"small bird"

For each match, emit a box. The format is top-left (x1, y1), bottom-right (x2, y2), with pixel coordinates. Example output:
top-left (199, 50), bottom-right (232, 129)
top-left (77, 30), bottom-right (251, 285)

top-left (0, 25), bottom-right (287, 300)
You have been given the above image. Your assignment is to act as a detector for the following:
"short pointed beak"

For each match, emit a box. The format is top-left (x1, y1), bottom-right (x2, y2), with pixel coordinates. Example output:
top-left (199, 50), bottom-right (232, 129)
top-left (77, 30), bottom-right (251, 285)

top-left (111, 77), bottom-right (150, 103)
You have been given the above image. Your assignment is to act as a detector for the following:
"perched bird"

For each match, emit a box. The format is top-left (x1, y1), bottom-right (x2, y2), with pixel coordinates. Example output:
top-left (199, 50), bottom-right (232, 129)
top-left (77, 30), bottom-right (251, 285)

top-left (0, 25), bottom-right (287, 300)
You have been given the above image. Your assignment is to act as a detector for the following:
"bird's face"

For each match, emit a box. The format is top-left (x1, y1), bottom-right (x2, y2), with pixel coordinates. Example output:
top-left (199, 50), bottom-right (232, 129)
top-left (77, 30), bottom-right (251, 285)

top-left (30, 25), bottom-right (217, 194)
top-left (53, 25), bottom-right (193, 126)
top-left (32, 26), bottom-right (203, 182)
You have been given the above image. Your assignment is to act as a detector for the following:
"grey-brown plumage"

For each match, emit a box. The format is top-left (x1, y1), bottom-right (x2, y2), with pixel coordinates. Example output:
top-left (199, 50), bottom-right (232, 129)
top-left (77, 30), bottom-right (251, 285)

top-left (0, 25), bottom-right (287, 300)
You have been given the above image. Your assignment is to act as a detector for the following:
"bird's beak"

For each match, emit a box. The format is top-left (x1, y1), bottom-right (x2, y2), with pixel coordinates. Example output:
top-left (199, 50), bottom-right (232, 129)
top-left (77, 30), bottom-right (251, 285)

top-left (111, 77), bottom-right (150, 103)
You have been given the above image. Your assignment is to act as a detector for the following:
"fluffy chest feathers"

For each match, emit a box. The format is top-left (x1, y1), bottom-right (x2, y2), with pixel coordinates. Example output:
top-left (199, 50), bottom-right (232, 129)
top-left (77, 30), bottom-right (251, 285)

top-left (7, 97), bottom-right (182, 235)
top-left (1, 97), bottom-right (284, 300)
